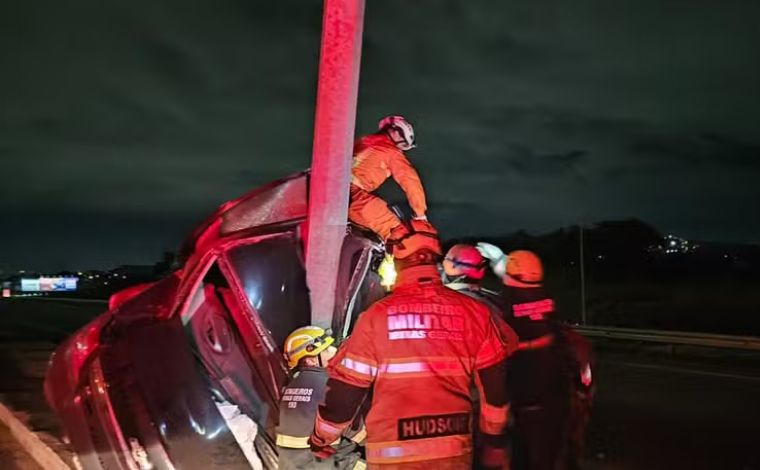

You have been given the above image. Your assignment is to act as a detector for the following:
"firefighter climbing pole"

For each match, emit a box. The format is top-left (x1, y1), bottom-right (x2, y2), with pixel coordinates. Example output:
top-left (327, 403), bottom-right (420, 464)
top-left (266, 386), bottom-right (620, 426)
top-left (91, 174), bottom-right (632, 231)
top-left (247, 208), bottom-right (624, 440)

top-left (306, 0), bottom-right (366, 328)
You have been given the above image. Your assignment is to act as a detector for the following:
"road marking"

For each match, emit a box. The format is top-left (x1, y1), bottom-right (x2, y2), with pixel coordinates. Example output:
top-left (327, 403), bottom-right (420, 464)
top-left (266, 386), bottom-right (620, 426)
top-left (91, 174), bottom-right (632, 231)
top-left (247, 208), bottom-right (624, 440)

top-left (608, 360), bottom-right (760, 383)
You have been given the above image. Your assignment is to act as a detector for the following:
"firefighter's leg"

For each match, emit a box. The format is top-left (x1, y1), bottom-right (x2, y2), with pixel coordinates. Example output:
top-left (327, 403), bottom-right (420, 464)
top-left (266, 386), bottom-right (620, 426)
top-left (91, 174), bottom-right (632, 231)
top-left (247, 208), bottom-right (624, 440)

top-left (348, 187), bottom-right (402, 240)
top-left (513, 397), bottom-right (570, 470)
top-left (566, 392), bottom-right (592, 469)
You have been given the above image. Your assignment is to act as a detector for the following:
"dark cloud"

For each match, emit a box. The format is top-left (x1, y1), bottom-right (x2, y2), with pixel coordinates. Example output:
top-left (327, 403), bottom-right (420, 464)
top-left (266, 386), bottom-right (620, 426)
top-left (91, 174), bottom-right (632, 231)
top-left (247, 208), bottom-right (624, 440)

top-left (630, 133), bottom-right (760, 170)
top-left (0, 209), bottom-right (200, 272)
top-left (1, 0), bottom-right (759, 271)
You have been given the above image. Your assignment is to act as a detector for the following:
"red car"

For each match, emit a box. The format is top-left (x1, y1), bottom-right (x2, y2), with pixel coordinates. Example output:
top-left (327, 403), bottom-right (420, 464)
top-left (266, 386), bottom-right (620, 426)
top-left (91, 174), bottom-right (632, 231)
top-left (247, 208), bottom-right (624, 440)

top-left (44, 172), bottom-right (387, 469)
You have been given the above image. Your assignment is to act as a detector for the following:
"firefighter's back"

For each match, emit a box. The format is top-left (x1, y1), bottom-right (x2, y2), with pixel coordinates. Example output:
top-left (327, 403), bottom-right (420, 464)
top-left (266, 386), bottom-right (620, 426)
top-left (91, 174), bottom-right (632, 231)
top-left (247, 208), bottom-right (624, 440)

top-left (351, 133), bottom-right (400, 192)
top-left (351, 276), bottom-right (502, 464)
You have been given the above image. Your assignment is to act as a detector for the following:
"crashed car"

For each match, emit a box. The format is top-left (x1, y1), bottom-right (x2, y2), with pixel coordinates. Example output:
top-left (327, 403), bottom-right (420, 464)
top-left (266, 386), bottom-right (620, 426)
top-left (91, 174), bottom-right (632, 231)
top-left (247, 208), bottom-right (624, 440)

top-left (44, 172), bottom-right (388, 469)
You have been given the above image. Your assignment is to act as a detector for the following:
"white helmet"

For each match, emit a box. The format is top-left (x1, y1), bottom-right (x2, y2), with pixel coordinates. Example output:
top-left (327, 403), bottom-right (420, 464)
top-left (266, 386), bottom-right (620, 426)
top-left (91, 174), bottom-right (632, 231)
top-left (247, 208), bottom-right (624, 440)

top-left (476, 242), bottom-right (508, 278)
top-left (378, 115), bottom-right (415, 151)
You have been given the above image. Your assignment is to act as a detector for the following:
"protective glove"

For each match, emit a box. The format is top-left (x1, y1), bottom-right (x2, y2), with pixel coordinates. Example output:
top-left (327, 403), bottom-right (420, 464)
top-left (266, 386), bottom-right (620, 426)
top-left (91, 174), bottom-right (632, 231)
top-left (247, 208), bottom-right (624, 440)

top-left (308, 434), bottom-right (337, 460)
top-left (412, 214), bottom-right (428, 221)
top-left (476, 242), bottom-right (508, 278)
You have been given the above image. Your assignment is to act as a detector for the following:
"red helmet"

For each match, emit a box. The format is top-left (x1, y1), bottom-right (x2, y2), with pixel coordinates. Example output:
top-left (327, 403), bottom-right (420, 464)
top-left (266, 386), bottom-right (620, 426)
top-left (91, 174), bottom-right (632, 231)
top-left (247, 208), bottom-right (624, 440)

top-left (506, 250), bottom-right (544, 284)
top-left (443, 244), bottom-right (486, 280)
top-left (387, 220), bottom-right (442, 261)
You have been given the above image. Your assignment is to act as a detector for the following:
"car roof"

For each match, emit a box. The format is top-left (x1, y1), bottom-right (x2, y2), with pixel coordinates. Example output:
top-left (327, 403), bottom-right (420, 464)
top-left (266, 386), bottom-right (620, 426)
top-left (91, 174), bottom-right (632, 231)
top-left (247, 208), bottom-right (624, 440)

top-left (178, 171), bottom-right (310, 262)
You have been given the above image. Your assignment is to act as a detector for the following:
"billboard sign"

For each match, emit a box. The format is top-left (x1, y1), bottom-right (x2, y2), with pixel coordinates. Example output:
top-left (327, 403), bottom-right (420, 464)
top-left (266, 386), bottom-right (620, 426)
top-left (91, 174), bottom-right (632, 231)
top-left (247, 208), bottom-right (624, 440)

top-left (21, 278), bottom-right (40, 292)
top-left (20, 277), bottom-right (78, 292)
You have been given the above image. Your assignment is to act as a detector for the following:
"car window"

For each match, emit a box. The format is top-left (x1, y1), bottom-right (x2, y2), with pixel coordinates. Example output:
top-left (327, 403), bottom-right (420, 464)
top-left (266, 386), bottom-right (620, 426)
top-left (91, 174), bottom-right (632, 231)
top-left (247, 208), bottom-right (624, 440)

top-left (345, 269), bottom-right (386, 336)
top-left (182, 263), bottom-right (275, 431)
top-left (226, 235), bottom-right (311, 351)
top-left (341, 247), bottom-right (387, 338)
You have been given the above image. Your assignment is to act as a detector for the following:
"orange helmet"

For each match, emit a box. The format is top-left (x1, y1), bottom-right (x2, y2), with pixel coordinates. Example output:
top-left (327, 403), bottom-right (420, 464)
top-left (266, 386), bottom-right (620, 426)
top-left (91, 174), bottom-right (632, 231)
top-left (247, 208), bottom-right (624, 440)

top-left (443, 244), bottom-right (486, 280)
top-left (387, 219), bottom-right (442, 261)
top-left (506, 250), bottom-right (544, 284)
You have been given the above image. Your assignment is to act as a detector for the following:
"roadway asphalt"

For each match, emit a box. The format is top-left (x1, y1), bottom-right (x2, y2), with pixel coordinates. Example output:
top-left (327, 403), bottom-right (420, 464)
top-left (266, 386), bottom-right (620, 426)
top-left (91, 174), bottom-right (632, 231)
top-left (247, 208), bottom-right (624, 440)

top-left (587, 349), bottom-right (760, 469)
top-left (1, 297), bottom-right (759, 469)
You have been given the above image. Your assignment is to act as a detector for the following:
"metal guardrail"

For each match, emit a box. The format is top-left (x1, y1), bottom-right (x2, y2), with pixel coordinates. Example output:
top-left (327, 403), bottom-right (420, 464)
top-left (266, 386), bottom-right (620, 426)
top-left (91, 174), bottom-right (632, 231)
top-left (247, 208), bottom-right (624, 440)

top-left (575, 325), bottom-right (760, 351)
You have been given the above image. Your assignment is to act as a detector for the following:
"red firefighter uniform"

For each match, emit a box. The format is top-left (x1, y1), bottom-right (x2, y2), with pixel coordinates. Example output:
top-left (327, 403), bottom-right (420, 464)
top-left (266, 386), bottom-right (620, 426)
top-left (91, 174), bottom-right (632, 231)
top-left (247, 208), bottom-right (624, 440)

top-left (349, 133), bottom-right (428, 240)
top-left (311, 264), bottom-right (510, 468)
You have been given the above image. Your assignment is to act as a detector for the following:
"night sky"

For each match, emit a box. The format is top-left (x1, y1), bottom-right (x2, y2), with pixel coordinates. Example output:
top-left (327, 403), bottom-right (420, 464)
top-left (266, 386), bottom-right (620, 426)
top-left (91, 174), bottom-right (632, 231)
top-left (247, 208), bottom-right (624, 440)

top-left (2, 0), bottom-right (759, 272)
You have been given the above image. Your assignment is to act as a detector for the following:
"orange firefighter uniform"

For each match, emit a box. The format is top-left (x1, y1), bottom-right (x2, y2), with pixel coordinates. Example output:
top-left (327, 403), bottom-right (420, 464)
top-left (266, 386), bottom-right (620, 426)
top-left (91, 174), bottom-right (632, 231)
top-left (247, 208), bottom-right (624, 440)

top-left (349, 133), bottom-right (427, 240)
top-left (310, 264), bottom-right (510, 468)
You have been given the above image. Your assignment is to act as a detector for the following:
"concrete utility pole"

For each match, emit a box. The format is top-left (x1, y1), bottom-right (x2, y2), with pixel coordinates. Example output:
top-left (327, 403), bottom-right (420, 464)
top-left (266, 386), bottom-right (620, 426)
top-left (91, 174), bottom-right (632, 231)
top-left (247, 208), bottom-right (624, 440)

top-left (306, 0), bottom-right (366, 328)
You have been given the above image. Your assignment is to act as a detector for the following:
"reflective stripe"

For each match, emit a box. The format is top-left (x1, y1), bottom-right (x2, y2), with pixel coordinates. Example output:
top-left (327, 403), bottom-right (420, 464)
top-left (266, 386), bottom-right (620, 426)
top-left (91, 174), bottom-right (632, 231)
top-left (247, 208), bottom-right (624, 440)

top-left (350, 426), bottom-right (368, 443)
top-left (276, 434), bottom-right (310, 449)
top-left (277, 434), bottom-right (340, 449)
top-left (384, 362), bottom-right (429, 373)
top-left (377, 359), bottom-right (466, 376)
top-left (340, 357), bottom-right (378, 377)
top-left (517, 333), bottom-right (553, 351)
top-left (314, 413), bottom-right (348, 447)
top-left (366, 435), bottom-right (472, 463)
top-left (315, 418), bottom-right (344, 438)
top-left (479, 402), bottom-right (510, 435)
top-left (353, 460), bottom-right (367, 470)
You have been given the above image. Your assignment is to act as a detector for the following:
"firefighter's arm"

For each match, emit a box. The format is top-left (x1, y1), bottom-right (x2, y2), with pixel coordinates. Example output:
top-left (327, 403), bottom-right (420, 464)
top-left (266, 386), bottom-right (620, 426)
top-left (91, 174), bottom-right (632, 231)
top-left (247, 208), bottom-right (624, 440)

top-left (311, 311), bottom-right (377, 448)
top-left (487, 306), bottom-right (520, 358)
top-left (474, 316), bottom-right (511, 469)
top-left (343, 393), bottom-right (369, 444)
top-left (387, 151), bottom-right (428, 217)
top-left (312, 379), bottom-right (370, 448)
top-left (557, 323), bottom-right (594, 389)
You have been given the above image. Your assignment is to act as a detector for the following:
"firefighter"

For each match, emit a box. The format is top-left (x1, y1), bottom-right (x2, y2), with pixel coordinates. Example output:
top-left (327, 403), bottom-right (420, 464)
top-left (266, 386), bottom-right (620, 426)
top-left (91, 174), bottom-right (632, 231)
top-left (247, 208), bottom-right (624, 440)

top-left (277, 326), bottom-right (366, 470)
top-left (348, 115), bottom-right (428, 240)
top-left (442, 243), bottom-right (519, 350)
top-left (309, 220), bottom-right (511, 469)
top-left (442, 243), bottom-right (521, 470)
top-left (478, 247), bottom-right (593, 470)
top-left (441, 244), bottom-right (490, 294)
